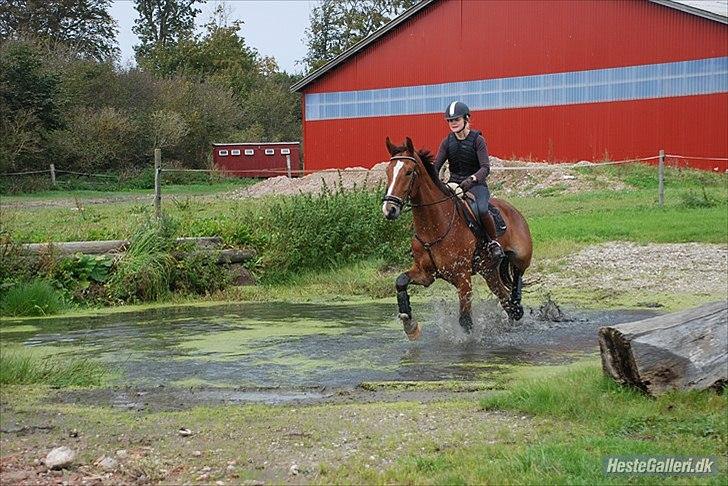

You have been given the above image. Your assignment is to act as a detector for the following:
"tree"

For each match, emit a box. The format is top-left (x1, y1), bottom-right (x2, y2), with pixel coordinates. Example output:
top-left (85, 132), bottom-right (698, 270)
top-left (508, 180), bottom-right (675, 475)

top-left (0, 40), bottom-right (62, 171)
top-left (0, 0), bottom-right (119, 61)
top-left (302, 0), bottom-right (420, 71)
top-left (133, 0), bottom-right (202, 59)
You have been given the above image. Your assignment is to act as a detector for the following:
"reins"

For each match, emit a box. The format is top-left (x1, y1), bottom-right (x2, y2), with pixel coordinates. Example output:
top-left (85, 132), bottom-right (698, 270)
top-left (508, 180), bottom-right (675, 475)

top-left (382, 155), bottom-right (463, 275)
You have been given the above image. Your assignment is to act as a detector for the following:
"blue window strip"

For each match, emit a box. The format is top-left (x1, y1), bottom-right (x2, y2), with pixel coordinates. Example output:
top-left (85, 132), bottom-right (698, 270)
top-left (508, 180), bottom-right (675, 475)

top-left (305, 57), bottom-right (728, 121)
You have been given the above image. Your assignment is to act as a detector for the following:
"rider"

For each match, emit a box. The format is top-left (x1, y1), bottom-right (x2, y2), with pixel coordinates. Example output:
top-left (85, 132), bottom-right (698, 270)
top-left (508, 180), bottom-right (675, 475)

top-left (433, 101), bottom-right (505, 260)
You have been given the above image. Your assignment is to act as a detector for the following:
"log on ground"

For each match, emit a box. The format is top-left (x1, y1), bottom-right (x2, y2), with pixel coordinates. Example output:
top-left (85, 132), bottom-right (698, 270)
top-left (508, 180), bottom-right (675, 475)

top-left (598, 301), bottom-right (727, 395)
top-left (20, 237), bottom-right (223, 255)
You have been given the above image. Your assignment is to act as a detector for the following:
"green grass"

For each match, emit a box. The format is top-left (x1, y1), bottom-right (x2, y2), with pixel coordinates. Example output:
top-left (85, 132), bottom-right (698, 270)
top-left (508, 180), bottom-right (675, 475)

top-left (0, 346), bottom-right (107, 386)
top-left (0, 280), bottom-right (68, 317)
top-left (324, 361), bottom-right (726, 485)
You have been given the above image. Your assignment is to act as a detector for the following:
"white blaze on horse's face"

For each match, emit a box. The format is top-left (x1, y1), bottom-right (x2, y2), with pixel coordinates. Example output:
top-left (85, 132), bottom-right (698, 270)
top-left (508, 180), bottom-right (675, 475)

top-left (382, 160), bottom-right (404, 219)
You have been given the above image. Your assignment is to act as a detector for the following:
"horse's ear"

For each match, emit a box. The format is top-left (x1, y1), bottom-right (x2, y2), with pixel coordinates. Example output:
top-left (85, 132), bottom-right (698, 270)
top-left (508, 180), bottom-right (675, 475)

top-left (405, 137), bottom-right (414, 155)
top-left (385, 137), bottom-right (396, 156)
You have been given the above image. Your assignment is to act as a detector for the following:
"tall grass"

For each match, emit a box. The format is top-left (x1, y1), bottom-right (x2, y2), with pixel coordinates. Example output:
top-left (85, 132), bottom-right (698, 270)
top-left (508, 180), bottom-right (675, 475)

top-left (0, 280), bottom-right (67, 317)
top-left (0, 347), bottom-right (107, 386)
top-left (258, 185), bottom-right (412, 282)
top-left (106, 219), bottom-right (176, 302)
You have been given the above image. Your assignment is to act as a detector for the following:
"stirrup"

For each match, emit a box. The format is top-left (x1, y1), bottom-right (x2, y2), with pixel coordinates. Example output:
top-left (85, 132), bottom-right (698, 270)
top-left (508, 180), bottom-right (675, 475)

top-left (487, 241), bottom-right (505, 260)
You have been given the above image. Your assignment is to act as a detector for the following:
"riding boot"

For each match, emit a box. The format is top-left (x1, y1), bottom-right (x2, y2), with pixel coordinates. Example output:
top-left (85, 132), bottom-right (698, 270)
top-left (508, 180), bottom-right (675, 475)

top-left (481, 210), bottom-right (505, 260)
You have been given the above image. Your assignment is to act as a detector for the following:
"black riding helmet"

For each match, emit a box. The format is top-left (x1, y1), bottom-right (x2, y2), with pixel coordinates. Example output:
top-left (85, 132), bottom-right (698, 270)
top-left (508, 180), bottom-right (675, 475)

top-left (444, 101), bottom-right (470, 121)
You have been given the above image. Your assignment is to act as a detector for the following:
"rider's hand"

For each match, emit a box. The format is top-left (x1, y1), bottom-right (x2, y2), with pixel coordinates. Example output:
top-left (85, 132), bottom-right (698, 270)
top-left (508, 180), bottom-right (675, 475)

top-left (459, 176), bottom-right (475, 193)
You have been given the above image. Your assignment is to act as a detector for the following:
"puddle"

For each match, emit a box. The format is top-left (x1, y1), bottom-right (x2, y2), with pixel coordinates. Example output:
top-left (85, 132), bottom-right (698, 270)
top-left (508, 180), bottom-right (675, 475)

top-left (2, 301), bottom-right (658, 389)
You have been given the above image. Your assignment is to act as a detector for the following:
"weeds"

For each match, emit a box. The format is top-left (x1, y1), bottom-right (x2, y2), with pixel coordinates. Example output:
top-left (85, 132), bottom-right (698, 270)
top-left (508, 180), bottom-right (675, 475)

top-left (0, 346), bottom-right (106, 386)
top-left (0, 280), bottom-right (68, 316)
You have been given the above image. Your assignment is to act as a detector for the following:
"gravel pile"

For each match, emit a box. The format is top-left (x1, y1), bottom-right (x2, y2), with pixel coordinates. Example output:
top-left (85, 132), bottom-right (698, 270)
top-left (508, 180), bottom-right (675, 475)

top-left (231, 156), bottom-right (628, 199)
top-left (539, 242), bottom-right (728, 295)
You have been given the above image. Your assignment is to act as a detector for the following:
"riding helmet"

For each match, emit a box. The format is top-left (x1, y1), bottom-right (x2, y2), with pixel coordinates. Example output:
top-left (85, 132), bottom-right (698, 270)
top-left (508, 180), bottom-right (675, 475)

top-left (444, 101), bottom-right (470, 121)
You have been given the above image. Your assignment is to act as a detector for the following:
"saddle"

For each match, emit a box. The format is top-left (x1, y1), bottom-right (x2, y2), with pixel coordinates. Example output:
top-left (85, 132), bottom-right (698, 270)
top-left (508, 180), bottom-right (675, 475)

top-left (461, 193), bottom-right (507, 239)
top-left (446, 183), bottom-right (507, 240)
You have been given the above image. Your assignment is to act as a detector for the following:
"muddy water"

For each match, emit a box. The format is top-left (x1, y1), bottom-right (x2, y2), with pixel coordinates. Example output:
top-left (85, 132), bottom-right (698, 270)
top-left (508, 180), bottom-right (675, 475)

top-left (2, 300), bottom-right (657, 389)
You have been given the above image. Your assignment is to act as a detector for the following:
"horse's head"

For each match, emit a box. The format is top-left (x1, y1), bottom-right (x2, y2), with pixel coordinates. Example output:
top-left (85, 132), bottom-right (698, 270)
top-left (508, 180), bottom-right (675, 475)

top-left (382, 136), bottom-right (420, 220)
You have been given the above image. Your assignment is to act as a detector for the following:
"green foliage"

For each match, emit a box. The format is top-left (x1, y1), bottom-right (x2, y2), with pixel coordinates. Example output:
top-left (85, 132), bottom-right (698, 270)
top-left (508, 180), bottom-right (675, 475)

top-left (0, 39), bottom-right (62, 172)
top-left (133, 0), bottom-right (202, 59)
top-left (261, 184), bottom-right (411, 281)
top-left (52, 254), bottom-right (112, 302)
top-left (303, 0), bottom-right (419, 71)
top-left (679, 187), bottom-right (717, 208)
top-left (0, 279), bottom-right (68, 316)
top-left (106, 219), bottom-right (176, 303)
top-left (171, 250), bottom-right (230, 295)
top-left (0, 0), bottom-right (119, 61)
top-left (0, 347), bottom-right (106, 386)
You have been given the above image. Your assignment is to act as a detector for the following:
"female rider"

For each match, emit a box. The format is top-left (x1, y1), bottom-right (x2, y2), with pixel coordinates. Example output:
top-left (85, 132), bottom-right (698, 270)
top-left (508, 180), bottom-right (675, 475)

top-left (433, 101), bottom-right (505, 260)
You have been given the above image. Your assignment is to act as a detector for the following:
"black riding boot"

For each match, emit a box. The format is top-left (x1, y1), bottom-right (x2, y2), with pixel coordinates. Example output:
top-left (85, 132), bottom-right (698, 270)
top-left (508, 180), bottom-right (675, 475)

top-left (481, 211), bottom-right (505, 260)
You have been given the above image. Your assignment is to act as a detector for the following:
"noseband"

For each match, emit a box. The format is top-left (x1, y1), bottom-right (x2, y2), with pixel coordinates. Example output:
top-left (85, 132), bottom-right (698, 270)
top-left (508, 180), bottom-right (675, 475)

top-left (381, 155), bottom-right (418, 208)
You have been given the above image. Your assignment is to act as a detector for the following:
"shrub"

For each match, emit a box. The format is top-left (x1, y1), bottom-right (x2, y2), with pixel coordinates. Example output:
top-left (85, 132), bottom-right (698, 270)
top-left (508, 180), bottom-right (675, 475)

top-left (106, 219), bottom-right (176, 303)
top-left (260, 185), bottom-right (411, 281)
top-left (0, 279), bottom-right (67, 316)
top-left (171, 250), bottom-right (230, 295)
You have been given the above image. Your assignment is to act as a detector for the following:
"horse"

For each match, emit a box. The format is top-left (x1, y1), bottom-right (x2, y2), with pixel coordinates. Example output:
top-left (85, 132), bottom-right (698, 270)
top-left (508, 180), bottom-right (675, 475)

top-left (381, 136), bottom-right (533, 341)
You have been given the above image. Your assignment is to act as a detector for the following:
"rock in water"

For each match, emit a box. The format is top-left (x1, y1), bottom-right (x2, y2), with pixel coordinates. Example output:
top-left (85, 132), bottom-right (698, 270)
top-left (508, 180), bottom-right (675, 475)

top-left (45, 446), bottom-right (76, 470)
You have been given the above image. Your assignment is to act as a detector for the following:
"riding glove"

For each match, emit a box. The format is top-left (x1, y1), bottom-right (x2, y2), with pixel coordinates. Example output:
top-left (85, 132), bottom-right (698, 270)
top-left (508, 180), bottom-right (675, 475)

top-left (458, 176), bottom-right (476, 193)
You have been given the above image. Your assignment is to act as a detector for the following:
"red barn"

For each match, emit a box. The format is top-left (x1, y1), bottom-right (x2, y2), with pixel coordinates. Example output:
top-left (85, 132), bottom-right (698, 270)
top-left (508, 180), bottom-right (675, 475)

top-left (292, 0), bottom-right (728, 171)
top-left (212, 142), bottom-right (301, 177)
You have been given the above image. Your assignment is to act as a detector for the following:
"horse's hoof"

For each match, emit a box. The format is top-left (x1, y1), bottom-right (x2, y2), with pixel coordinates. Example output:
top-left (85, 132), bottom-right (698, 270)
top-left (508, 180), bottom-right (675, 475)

top-left (405, 321), bottom-right (421, 341)
top-left (400, 314), bottom-right (421, 341)
top-left (505, 303), bottom-right (524, 321)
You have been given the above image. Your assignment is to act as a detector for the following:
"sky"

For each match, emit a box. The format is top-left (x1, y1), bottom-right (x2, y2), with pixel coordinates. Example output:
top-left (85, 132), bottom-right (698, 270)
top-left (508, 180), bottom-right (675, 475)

top-left (110, 0), bottom-right (317, 74)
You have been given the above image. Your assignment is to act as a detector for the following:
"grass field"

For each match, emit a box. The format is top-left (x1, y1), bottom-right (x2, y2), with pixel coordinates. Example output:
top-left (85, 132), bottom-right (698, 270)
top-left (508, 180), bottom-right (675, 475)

top-left (1, 164), bottom-right (726, 313)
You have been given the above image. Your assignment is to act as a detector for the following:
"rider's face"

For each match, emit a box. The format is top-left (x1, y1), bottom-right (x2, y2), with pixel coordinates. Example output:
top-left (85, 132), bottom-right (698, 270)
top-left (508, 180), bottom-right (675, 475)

top-left (447, 116), bottom-right (465, 132)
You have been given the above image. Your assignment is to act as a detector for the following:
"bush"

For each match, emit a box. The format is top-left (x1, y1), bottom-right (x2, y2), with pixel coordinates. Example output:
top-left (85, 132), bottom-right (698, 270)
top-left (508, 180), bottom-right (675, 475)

top-left (171, 250), bottom-right (230, 295)
top-left (260, 185), bottom-right (412, 281)
top-left (0, 279), bottom-right (67, 316)
top-left (106, 219), bottom-right (176, 303)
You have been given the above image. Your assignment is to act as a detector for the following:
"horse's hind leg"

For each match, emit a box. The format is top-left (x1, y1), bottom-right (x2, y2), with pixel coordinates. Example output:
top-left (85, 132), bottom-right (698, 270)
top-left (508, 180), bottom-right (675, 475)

top-left (507, 265), bottom-right (524, 321)
top-left (396, 267), bottom-right (434, 341)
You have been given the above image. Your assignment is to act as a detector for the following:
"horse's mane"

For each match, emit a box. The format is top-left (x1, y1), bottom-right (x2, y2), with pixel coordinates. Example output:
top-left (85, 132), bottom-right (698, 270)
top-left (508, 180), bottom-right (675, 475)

top-left (390, 143), bottom-right (451, 195)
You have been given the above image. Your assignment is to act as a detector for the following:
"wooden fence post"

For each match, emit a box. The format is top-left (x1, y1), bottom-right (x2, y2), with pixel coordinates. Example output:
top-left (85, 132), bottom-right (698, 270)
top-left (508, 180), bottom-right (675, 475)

top-left (286, 154), bottom-right (292, 178)
top-left (658, 149), bottom-right (665, 207)
top-left (154, 148), bottom-right (162, 219)
top-left (49, 163), bottom-right (56, 187)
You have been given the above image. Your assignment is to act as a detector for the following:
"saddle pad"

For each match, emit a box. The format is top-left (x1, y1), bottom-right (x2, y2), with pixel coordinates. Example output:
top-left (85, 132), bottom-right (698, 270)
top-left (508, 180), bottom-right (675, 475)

top-left (463, 195), bottom-right (507, 237)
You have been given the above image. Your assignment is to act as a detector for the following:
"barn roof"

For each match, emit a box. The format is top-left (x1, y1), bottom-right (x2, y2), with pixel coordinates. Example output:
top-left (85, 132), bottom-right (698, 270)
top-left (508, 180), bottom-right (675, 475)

top-left (291, 0), bottom-right (727, 93)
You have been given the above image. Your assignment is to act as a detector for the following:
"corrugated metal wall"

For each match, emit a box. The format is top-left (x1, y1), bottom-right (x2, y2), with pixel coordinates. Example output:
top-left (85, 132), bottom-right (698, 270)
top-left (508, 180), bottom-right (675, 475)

top-left (300, 0), bottom-right (728, 171)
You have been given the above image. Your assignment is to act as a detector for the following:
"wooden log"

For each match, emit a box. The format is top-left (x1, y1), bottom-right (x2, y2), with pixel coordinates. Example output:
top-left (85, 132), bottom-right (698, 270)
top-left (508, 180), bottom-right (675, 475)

top-left (598, 301), bottom-right (727, 395)
top-left (20, 237), bottom-right (223, 255)
top-left (171, 248), bottom-right (257, 264)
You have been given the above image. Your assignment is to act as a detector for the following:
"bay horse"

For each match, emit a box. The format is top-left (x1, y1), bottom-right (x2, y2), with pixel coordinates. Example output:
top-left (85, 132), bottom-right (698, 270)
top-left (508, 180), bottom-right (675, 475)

top-left (382, 137), bottom-right (532, 340)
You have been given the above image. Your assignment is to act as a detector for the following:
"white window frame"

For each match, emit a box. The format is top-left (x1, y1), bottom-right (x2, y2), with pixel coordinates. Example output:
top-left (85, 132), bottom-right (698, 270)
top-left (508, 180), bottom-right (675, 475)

top-left (280, 148), bottom-right (291, 155)
top-left (231, 149), bottom-right (241, 156)
top-left (218, 149), bottom-right (229, 156)
top-left (244, 149), bottom-right (255, 156)
top-left (264, 148), bottom-right (275, 155)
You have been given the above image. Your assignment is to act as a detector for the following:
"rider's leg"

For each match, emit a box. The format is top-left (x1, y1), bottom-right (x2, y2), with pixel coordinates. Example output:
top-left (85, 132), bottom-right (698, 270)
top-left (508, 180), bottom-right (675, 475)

top-left (471, 185), bottom-right (504, 260)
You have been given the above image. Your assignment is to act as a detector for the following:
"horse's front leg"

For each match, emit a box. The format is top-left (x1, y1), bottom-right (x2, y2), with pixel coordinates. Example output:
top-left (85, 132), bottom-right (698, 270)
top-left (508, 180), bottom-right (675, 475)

top-left (396, 266), bottom-right (434, 341)
top-left (454, 274), bottom-right (474, 332)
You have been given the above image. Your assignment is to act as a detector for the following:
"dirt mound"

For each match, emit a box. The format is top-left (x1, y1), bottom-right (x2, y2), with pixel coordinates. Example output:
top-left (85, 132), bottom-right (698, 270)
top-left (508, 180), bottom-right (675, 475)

top-left (232, 156), bottom-right (627, 199)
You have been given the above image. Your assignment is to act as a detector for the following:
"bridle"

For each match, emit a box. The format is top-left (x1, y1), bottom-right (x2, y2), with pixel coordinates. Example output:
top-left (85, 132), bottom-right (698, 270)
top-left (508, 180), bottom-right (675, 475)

top-left (381, 154), bottom-right (461, 273)
top-left (381, 155), bottom-right (457, 209)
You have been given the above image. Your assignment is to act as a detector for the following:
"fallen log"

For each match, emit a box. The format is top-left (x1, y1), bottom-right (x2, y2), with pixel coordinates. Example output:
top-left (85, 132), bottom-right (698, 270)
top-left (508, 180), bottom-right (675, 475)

top-left (171, 249), bottom-right (257, 264)
top-left (598, 301), bottom-right (727, 395)
top-left (20, 237), bottom-right (223, 255)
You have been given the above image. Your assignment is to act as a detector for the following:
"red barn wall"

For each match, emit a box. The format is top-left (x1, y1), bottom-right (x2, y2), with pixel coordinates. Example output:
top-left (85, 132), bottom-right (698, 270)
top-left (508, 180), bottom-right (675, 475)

top-left (300, 0), bottom-right (728, 171)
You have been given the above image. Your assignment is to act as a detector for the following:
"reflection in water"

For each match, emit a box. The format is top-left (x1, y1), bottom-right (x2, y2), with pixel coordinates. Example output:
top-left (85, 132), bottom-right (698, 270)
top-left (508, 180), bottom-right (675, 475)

top-left (2, 301), bottom-right (658, 388)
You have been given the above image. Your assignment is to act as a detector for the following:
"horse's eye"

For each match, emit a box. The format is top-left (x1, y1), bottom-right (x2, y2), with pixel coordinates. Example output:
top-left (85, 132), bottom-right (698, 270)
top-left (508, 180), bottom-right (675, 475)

top-left (406, 169), bottom-right (413, 176)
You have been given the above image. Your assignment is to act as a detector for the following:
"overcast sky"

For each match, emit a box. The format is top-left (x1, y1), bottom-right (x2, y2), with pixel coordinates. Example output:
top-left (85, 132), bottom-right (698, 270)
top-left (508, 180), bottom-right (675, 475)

top-left (110, 0), bottom-right (317, 73)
